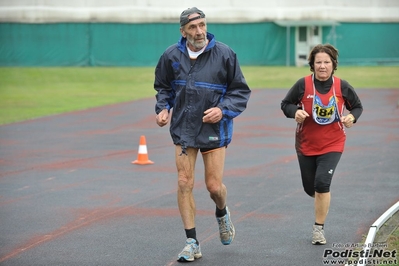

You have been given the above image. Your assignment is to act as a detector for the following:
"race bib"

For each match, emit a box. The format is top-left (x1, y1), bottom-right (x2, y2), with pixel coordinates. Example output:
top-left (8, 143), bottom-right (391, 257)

top-left (312, 95), bottom-right (340, 125)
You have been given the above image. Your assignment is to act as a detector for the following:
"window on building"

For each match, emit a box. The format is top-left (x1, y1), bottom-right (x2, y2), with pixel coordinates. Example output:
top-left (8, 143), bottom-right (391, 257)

top-left (312, 26), bottom-right (319, 36)
top-left (299, 26), bottom-right (307, 42)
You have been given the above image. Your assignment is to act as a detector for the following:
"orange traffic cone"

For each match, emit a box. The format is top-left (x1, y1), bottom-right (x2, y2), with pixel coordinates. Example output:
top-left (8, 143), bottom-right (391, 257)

top-left (132, 135), bottom-right (154, 165)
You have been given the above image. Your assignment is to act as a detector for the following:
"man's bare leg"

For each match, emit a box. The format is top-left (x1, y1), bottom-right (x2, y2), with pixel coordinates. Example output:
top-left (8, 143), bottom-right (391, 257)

top-left (203, 147), bottom-right (235, 245)
top-left (203, 147), bottom-right (226, 209)
top-left (175, 146), bottom-right (198, 230)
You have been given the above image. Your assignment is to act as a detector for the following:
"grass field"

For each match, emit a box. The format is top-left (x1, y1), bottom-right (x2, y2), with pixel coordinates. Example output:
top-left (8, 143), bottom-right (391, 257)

top-left (0, 66), bottom-right (398, 125)
top-left (384, 228), bottom-right (399, 266)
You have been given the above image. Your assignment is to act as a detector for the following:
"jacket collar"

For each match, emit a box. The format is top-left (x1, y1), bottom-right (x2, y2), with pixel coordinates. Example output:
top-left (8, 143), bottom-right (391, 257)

top-left (177, 32), bottom-right (215, 53)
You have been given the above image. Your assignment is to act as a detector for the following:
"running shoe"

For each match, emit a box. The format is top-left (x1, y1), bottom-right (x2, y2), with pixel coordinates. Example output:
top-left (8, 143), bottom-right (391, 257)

top-left (177, 238), bottom-right (202, 262)
top-left (216, 206), bottom-right (235, 245)
top-left (312, 225), bottom-right (326, 245)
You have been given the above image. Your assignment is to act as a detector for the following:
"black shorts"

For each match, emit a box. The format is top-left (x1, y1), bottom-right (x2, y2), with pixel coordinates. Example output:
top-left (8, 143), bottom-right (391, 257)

top-left (200, 146), bottom-right (226, 154)
top-left (297, 152), bottom-right (342, 196)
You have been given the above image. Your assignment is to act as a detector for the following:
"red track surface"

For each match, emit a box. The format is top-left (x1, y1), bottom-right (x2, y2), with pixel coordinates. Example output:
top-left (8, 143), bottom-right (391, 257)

top-left (0, 89), bottom-right (398, 265)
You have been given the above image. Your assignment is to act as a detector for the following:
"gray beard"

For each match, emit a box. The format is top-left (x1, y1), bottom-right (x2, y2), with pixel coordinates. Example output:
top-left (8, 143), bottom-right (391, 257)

top-left (187, 37), bottom-right (208, 51)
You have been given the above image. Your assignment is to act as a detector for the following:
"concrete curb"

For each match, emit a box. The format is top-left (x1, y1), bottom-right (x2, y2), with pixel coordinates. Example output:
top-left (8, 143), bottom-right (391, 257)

top-left (353, 201), bottom-right (399, 266)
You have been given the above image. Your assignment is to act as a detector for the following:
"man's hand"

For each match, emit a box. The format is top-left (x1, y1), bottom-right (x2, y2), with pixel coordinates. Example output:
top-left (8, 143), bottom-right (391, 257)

top-left (203, 107), bottom-right (222, 124)
top-left (156, 109), bottom-right (169, 127)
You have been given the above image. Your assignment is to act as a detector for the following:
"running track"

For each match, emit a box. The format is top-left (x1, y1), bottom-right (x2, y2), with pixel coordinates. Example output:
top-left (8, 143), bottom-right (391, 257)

top-left (0, 89), bottom-right (398, 266)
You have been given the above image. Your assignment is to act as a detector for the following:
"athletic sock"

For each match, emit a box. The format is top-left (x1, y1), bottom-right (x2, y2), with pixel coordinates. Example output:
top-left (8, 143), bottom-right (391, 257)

top-left (315, 222), bottom-right (324, 229)
top-left (185, 228), bottom-right (199, 245)
top-left (215, 205), bottom-right (227, 218)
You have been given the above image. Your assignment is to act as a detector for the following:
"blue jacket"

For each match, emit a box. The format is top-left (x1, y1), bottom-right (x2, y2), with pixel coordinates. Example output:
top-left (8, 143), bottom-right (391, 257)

top-left (154, 32), bottom-right (251, 151)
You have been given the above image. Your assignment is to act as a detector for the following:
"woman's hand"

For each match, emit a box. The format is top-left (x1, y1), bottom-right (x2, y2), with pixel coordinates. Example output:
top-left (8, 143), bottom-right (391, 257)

top-left (341, 114), bottom-right (355, 128)
top-left (295, 110), bottom-right (309, 124)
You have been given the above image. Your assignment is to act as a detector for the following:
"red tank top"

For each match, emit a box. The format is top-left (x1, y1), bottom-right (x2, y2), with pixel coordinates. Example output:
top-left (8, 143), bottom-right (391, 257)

top-left (295, 75), bottom-right (346, 155)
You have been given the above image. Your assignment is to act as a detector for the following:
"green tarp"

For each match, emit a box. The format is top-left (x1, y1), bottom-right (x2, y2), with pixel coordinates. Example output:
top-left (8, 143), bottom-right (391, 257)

top-left (0, 22), bottom-right (398, 66)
